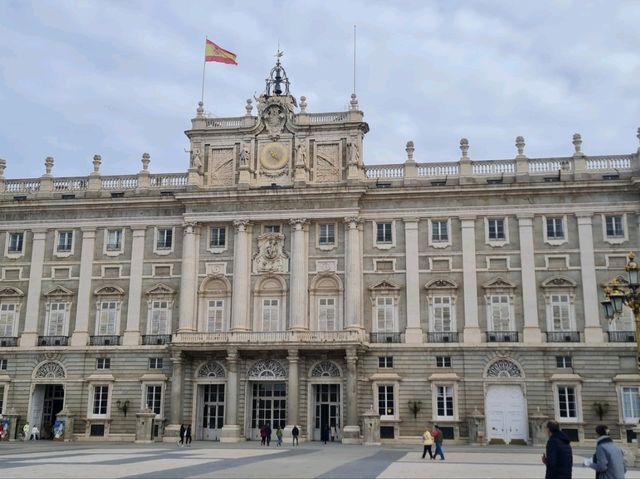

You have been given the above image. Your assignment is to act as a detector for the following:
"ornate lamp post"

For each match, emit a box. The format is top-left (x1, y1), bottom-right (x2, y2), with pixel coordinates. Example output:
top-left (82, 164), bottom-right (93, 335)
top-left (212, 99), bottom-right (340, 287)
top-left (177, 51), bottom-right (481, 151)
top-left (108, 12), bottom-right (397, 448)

top-left (601, 253), bottom-right (640, 363)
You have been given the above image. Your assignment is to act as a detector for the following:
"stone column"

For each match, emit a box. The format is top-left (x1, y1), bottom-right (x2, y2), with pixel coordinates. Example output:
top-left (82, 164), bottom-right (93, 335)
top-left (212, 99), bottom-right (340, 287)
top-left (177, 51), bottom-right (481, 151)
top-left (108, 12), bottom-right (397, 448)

top-left (178, 223), bottom-right (198, 333)
top-left (164, 351), bottom-right (184, 442)
top-left (231, 220), bottom-right (252, 331)
top-left (342, 348), bottom-right (361, 444)
top-left (403, 218), bottom-right (423, 343)
top-left (518, 215), bottom-right (542, 343)
top-left (71, 228), bottom-right (96, 346)
top-left (220, 348), bottom-right (241, 442)
top-left (576, 213), bottom-right (604, 342)
top-left (123, 226), bottom-right (146, 345)
top-left (20, 229), bottom-right (47, 347)
top-left (461, 217), bottom-right (481, 343)
top-left (289, 219), bottom-right (308, 331)
top-left (344, 217), bottom-right (363, 331)
top-left (284, 349), bottom-right (300, 440)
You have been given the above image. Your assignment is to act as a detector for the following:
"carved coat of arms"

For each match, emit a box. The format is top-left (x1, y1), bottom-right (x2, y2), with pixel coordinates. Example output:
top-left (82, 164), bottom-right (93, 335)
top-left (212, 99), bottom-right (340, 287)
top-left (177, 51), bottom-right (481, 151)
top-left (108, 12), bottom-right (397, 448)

top-left (253, 233), bottom-right (289, 273)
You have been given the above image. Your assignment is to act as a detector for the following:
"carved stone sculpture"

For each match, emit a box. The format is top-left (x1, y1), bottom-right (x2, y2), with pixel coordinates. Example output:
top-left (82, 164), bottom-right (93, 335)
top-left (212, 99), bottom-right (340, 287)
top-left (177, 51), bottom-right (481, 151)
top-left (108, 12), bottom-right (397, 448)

top-left (253, 233), bottom-right (289, 273)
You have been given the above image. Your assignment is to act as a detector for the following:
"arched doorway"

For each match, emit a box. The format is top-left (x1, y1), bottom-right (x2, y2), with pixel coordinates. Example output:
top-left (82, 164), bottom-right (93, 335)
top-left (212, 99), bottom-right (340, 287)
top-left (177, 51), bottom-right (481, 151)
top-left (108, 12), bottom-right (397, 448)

top-left (194, 361), bottom-right (226, 441)
top-left (29, 361), bottom-right (66, 439)
top-left (308, 360), bottom-right (343, 442)
top-left (484, 359), bottom-right (528, 444)
top-left (246, 359), bottom-right (288, 440)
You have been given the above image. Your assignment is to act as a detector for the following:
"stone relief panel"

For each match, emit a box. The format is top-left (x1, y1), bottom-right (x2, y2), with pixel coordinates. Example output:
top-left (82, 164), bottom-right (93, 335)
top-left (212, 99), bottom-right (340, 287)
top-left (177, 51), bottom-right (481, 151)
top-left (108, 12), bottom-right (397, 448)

top-left (314, 143), bottom-right (341, 183)
top-left (486, 359), bottom-right (523, 378)
top-left (208, 147), bottom-right (235, 186)
top-left (253, 233), bottom-right (289, 273)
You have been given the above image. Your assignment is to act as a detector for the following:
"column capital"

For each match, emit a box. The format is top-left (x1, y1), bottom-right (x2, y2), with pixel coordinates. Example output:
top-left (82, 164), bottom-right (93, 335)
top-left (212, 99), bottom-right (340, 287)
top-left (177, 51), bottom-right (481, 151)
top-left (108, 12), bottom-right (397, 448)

top-left (80, 226), bottom-right (97, 234)
top-left (30, 228), bottom-right (48, 238)
top-left (131, 224), bottom-right (148, 233)
top-left (344, 216), bottom-right (362, 228)
top-left (289, 218), bottom-right (308, 230)
top-left (233, 219), bottom-right (252, 232)
top-left (182, 222), bottom-right (198, 234)
top-left (403, 217), bottom-right (419, 226)
top-left (516, 213), bottom-right (535, 221)
top-left (459, 216), bottom-right (476, 225)
top-left (575, 212), bottom-right (594, 222)
top-left (345, 349), bottom-right (358, 363)
top-left (170, 351), bottom-right (183, 363)
top-left (287, 349), bottom-right (299, 361)
top-left (226, 348), bottom-right (239, 362)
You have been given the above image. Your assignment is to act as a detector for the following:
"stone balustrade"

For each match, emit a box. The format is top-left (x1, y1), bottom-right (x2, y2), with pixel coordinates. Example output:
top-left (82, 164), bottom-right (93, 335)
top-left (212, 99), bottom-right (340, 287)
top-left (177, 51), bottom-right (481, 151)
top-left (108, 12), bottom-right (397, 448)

top-left (173, 330), bottom-right (365, 344)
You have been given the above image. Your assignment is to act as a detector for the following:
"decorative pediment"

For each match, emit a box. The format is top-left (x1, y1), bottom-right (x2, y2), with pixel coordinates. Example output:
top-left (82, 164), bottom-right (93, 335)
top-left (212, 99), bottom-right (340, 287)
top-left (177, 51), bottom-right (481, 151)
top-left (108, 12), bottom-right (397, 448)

top-left (199, 274), bottom-right (232, 295)
top-left (253, 233), bottom-right (289, 274)
top-left (368, 280), bottom-right (401, 292)
top-left (94, 285), bottom-right (125, 296)
top-left (0, 286), bottom-right (24, 298)
top-left (541, 276), bottom-right (577, 289)
top-left (44, 285), bottom-right (74, 297)
top-left (145, 283), bottom-right (175, 296)
top-left (424, 279), bottom-right (458, 290)
top-left (482, 277), bottom-right (516, 290)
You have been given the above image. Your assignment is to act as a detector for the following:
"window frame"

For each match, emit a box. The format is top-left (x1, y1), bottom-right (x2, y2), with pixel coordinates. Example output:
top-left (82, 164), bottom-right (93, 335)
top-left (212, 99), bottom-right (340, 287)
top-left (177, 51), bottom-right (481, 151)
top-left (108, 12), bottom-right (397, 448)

top-left (103, 228), bottom-right (125, 256)
top-left (5, 231), bottom-right (25, 258)
top-left (317, 222), bottom-right (337, 250)
top-left (318, 297), bottom-right (337, 331)
top-left (555, 356), bottom-right (572, 368)
top-left (261, 298), bottom-right (281, 332)
top-left (44, 301), bottom-right (71, 337)
top-left (543, 215), bottom-right (568, 246)
top-left (208, 225), bottom-right (227, 253)
top-left (436, 356), bottom-right (452, 368)
top-left (430, 295), bottom-right (455, 333)
top-left (96, 358), bottom-right (111, 370)
top-left (374, 296), bottom-right (397, 333)
top-left (0, 302), bottom-right (19, 338)
top-left (546, 293), bottom-right (575, 332)
top-left (378, 356), bottom-right (394, 369)
top-left (373, 220), bottom-right (395, 250)
top-left (88, 383), bottom-right (112, 419)
top-left (95, 299), bottom-right (121, 336)
top-left (148, 357), bottom-right (163, 369)
top-left (619, 385), bottom-right (640, 424)
top-left (206, 299), bottom-right (225, 333)
top-left (485, 217), bottom-right (509, 247)
top-left (142, 383), bottom-right (165, 419)
top-left (377, 384), bottom-right (397, 421)
top-left (54, 230), bottom-right (75, 257)
top-left (428, 219), bottom-right (451, 248)
top-left (147, 298), bottom-right (172, 335)
top-left (486, 294), bottom-right (514, 332)
top-left (154, 227), bottom-right (175, 255)
top-left (554, 384), bottom-right (581, 423)
top-left (431, 381), bottom-right (459, 421)
top-left (602, 214), bottom-right (627, 244)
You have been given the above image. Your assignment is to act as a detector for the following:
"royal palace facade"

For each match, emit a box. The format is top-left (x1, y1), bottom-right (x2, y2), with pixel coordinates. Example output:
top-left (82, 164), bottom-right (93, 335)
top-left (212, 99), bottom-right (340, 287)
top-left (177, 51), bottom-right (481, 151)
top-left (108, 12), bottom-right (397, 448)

top-left (1, 60), bottom-right (640, 445)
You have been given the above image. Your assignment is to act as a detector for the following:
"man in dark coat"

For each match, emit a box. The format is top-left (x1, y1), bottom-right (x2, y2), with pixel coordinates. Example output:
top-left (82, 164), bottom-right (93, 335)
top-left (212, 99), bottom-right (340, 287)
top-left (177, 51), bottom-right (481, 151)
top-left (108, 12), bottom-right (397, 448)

top-left (178, 424), bottom-right (185, 446)
top-left (543, 420), bottom-right (573, 479)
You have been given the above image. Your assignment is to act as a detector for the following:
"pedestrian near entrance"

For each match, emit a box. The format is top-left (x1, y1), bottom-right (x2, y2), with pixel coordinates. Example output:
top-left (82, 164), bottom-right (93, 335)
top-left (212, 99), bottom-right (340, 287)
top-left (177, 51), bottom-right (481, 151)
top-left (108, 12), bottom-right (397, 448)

top-left (542, 420), bottom-right (573, 479)
top-left (22, 423), bottom-right (29, 442)
top-left (292, 425), bottom-right (300, 446)
top-left (321, 423), bottom-right (331, 444)
top-left (422, 427), bottom-right (434, 459)
top-left (260, 424), bottom-right (267, 445)
top-left (432, 425), bottom-right (445, 460)
top-left (30, 425), bottom-right (39, 440)
top-left (265, 424), bottom-right (272, 446)
top-left (586, 425), bottom-right (626, 479)
top-left (178, 424), bottom-right (185, 446)
top-left (185, 424), bottom-right (192, 446)
top-left (276, 426), bottom-right (283, 447)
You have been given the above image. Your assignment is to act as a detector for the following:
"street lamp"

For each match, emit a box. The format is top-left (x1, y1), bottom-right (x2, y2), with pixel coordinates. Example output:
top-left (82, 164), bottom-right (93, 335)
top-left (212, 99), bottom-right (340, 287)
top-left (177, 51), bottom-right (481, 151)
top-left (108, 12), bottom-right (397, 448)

top-left (601, 252), bottom-right (640, 366)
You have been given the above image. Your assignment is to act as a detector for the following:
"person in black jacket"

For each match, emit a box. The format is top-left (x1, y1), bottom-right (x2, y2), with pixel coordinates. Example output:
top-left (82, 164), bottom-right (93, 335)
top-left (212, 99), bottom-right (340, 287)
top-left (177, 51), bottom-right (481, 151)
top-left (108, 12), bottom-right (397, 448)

top-left (542, 420), bottom-right (573, 479)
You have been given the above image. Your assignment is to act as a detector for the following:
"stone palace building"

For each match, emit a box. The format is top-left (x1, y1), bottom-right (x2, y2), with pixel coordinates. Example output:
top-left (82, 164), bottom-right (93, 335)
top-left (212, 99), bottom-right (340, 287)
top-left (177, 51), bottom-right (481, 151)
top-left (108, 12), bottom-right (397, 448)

top-left (0, 58), bottom-right (639, 445)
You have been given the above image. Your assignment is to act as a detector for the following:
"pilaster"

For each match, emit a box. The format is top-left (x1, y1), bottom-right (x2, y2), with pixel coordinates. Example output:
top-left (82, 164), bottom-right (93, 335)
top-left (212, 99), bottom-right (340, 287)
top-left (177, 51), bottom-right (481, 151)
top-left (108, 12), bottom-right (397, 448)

top-left (403, 218), bottom-right (423, 343)
top-left (576, 213), bottom-right (604, 342)
top-left (20, 229), bottom-right (47, 347)
top-left (284, 349), bottom-right (300, 440)
top-left (517, 215), bottom-right (542, 343)
top-left (71, 228), bottom-right (96, 346)
top-left (231, 220), bottom-right (252, 331)
top-left (460, 217), bottom-right (481, 343)
top-left (342, 348), bottom-right (361, 444)
top-left (289, 219), bottom-right (308, 331)
top-left (344, 217), bottom-right (364, 331)
top-left (164, 351), bottom-right (184, 442)
top-left (123, 226), bottom-right (146, 345)
top-left (220, 348), bottom-right (241, 442)
top-left (178, 223), bottom-right (198, 333)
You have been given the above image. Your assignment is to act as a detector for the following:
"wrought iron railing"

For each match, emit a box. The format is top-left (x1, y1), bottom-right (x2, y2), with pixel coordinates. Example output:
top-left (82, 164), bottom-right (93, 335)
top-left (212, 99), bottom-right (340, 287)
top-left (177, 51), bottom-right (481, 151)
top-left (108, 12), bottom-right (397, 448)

top-left (369, 332), bottom-right (402, 343)
top-left (142, 334), bottom-right (172, 345)
top-left (427, 332), bottom-right (459, 343)
top-left (89, 335), bottom-right (121, 346)
top-left (0, 337), bottom-right (18, 347)
top-left (486, 331), bottom-right (519, 343)
top-left (546, 331), bottom-right (580, 343)
top-left (38, 336), bottom-right (69, 346)
top-left (607, 331), bottom-right (636, 343)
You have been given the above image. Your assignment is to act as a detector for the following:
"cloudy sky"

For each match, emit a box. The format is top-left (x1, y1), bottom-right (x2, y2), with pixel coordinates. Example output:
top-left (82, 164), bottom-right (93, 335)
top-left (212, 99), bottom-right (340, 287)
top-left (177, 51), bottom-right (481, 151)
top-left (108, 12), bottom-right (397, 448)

top-left (0, 0), bottom-right (638, 178)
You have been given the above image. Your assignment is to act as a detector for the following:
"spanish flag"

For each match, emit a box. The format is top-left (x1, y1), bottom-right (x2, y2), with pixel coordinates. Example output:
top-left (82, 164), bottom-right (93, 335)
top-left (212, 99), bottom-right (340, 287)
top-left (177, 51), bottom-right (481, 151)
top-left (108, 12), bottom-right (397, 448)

top-left (205, 39), bottom-right (238, 65)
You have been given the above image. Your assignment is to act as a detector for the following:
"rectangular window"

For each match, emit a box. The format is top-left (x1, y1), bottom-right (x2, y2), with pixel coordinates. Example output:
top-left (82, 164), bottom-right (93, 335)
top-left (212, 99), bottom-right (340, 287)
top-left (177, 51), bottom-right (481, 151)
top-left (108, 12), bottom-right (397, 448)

top-left (96, 358), bottom-right (111, 370)
top-left (488, 219), bottom-right (505, 241)
top-left (149, 358), bottom-right (163, 369)
top-left (622, 387), bottom-right (640, 422)
top-left (318, 297), bottom-right (336, 331)
top-left (318, 223), bottom-right (336, 245)
top-left (436, 356), bottom-right (452, 368)
top-left (106, 229), bottom-right (123, 251)
top-left (47, 302), bottom-right (68, 336)
top-left (262, 299), bottom-right (280, 332)
top-left (8, 232), bottom-right (24, 253)
top-left (156, 228), bottom-right (173, 249)
top-left (210, 226), bottom-right (226, 248)
top-left (558, 386), bottom-right (577, 419)
top-left (550, 295), bottom-right (571, 331)
top-left (207, 299), bottom-right (224, 332)
top-left (0, 304), bottom-right (17, 337)
top-left (556, 356), bottom-right (572, 368)
top-left (432, 296), bottom-right (453, 332)
top-left (546, 217), bottom-right (565, 240)
top-left (378, 385), bottom-right (395, 417)
top-left (57, 230), bottom-right (73, 252)
top-left (489, 295), bottom-right (511, 331)
top-left (376, 223), bottom-right (393, 244)
top-left (605, 215), bottom-right (624, 238)
top-left (431, 220), bottom-right (449, 242)
top-left (146, 385), bottom-right (162, 415)
top-left (149, 300), bottom-right (170, 335)
top-left (97, 301), bottom-right (118, 335)
top-left (92, 385), bottom-right (109, 416)
top-left (437, 385), bottom-right (454, 418)
top-left (376, 297), bottom-right (395, 332)
top-left (378, 356), bottom-right (393, 368)
top-left (264, 225), bottom-right (280, 233)
top-left (0, 359), bottom-right (7, 370)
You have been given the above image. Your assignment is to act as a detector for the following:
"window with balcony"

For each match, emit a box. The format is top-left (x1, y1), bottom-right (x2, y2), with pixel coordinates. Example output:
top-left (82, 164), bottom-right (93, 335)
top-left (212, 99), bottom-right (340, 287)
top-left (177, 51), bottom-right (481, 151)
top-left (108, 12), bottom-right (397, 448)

top-left (0, 304), bottom-right (17, 337)
top-left (97, 301), bottom-right (119, 336)
top-left (318, 297), bottom-right (336, 331)
top-left (425, 279), bottom-right (458, 342)
top-left (149, 300), bottom-right (170, 335)
top-left (488, 295), bottom-right (512, 331)
top-left (207, 299), bottom-right (225, 332)
top-left (550, 294), bottom-right (572, 331)
top-left (376, 297), bottom-right (395, 332)
top-left (432, 297), bottom-right (453, 332)
top-left (7, 232), bottom-right (24, 255)
top-left (45, 302), bottom-right (69, 336)
top-left (318, 223), bottom-right (336, 246)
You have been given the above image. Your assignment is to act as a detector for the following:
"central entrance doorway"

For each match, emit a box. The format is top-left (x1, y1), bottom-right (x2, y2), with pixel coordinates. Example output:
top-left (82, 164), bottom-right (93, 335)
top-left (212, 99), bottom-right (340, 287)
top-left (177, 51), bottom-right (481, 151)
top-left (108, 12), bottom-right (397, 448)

top-left (249, 382), bottom-right (287, 440)
top-left (313, 384), bottom-right (341, 441)
top-left (198, 384), bottom-right (225, 441)
top-left (30, 384), bottom-right (65, 439)
top-left (485, 384), bottom-right (528, 444)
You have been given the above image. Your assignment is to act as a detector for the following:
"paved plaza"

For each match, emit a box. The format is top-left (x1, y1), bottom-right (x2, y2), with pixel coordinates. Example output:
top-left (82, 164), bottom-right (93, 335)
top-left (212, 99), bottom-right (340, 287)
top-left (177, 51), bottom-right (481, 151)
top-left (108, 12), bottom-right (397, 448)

top-left (1, 442), bottom-right (639, 479)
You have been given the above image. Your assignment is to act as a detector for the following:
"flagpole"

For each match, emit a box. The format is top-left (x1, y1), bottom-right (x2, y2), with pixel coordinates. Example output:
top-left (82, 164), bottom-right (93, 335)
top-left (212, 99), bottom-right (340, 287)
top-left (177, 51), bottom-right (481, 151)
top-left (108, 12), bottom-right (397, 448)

top-left (201, 36), bottom-right (207, 105)
top-left (353, 25), bottom-right (357, 95)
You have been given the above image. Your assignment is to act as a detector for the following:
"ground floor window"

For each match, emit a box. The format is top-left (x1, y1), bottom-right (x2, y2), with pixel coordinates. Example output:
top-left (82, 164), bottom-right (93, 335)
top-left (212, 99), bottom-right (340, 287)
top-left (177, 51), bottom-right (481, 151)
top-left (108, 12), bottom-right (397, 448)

top-left (145, 385), bottom-right (162, 415)
top-left (436, 385), bottom-right (454, 418)
top-left (92, 385), bottom-right (109, 417)
top-left (557, 386), bottom-right (577, 419)
top-left (378, 385), bottom-right (395, 419)
top-left (621, 386), bottom-right (640, 423)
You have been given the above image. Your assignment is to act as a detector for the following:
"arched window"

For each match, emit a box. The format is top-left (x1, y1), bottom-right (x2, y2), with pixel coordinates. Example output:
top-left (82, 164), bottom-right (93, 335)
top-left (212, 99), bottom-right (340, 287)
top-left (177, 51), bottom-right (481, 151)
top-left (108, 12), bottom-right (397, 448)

top-left (199, 275), bottom-right (231, 332)
top-left (253, 276), bottom-right (287, 332)
top-left (310, 274), bottom-right (343, 331)
top-left (33, 361), bottom-right (66, 380)
top-left (247, 359), bottom-right (287, 380)
top-left (486, 359), bottom-right (523, 378)
top-left (145, 284), bottom-right (175, 335)
top-left (310, 361), bottom-right (341, 378)
top-left (197, 361), bottom-right (226, 378)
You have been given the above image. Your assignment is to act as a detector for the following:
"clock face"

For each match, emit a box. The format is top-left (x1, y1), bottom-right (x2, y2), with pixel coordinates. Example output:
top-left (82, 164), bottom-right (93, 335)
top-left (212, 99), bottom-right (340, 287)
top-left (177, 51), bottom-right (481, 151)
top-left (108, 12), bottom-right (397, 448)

top-left (260, 143), bottom-right (288, 170)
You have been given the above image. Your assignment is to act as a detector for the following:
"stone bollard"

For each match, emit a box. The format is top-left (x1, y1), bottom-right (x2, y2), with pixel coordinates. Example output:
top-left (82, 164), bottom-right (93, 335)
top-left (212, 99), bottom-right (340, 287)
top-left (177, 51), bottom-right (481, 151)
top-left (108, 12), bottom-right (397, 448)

top-left (55, 407), bottom-right (74, 442)
top-left (362, 405), bottom-right (381, 446)
top-left (135, 408), bottom-right (157, 443)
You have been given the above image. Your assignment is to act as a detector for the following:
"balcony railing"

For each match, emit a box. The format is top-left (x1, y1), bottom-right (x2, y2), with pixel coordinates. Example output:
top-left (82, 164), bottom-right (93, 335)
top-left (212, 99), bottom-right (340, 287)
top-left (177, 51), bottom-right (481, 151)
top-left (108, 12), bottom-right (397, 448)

top-left (546, 331), bottom-right (580, 343)
top-left (0, 337), bottom-right (18, 347)
top-left (427, 332), bottom-right (459, 343)
top-left (89, 335), bottom-right (121, 346)
top-left (369, 332), bottom-right (402, 343)
top-left (38, 336), bottom-right (69, 346)
top-left (142, 334), bottom-right (172, 345)
top-left (174, 330), bottom-right (364, 344)
top-left (486, 331), bottom-right (519, 343)
top-left (607, 331), bottom-right (636, 343)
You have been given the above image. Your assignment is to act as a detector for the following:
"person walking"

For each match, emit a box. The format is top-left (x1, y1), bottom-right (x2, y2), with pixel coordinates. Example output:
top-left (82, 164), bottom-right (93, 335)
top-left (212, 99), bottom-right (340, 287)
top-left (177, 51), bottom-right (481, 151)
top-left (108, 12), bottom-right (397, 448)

top-left (260, 424), bottom-right (267, 446)
top-left (265, 423), bottom-right (272, 446)
top-left (178, 424), bottom-right (185, 446)
top-left (422, 427), bottom-right (434, 460)
top-left (292, 425), bottom-right (300, 446)
top-left (542, 420), bottom-right (573, 479)
top-left (587, 425), bottom-right (626, 479)
top-left (276, 426), bottom-right (283, 447)
top-left (432, 425), bottom-right (445, 460)
top-left (30, 425), bottom-right (40, 440)
top-left (22, 423), bottom-right (30, 442)
top-left (185, 424), bottom-right (192, 446)
top-left (321, 423), bottom-right (331, 445)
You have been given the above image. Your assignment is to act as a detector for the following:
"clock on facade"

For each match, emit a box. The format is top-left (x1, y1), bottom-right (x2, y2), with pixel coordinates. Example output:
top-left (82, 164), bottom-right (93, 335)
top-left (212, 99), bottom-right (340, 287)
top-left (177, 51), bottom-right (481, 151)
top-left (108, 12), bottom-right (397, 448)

top-left (260, 142), bottom-right (289, 170)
